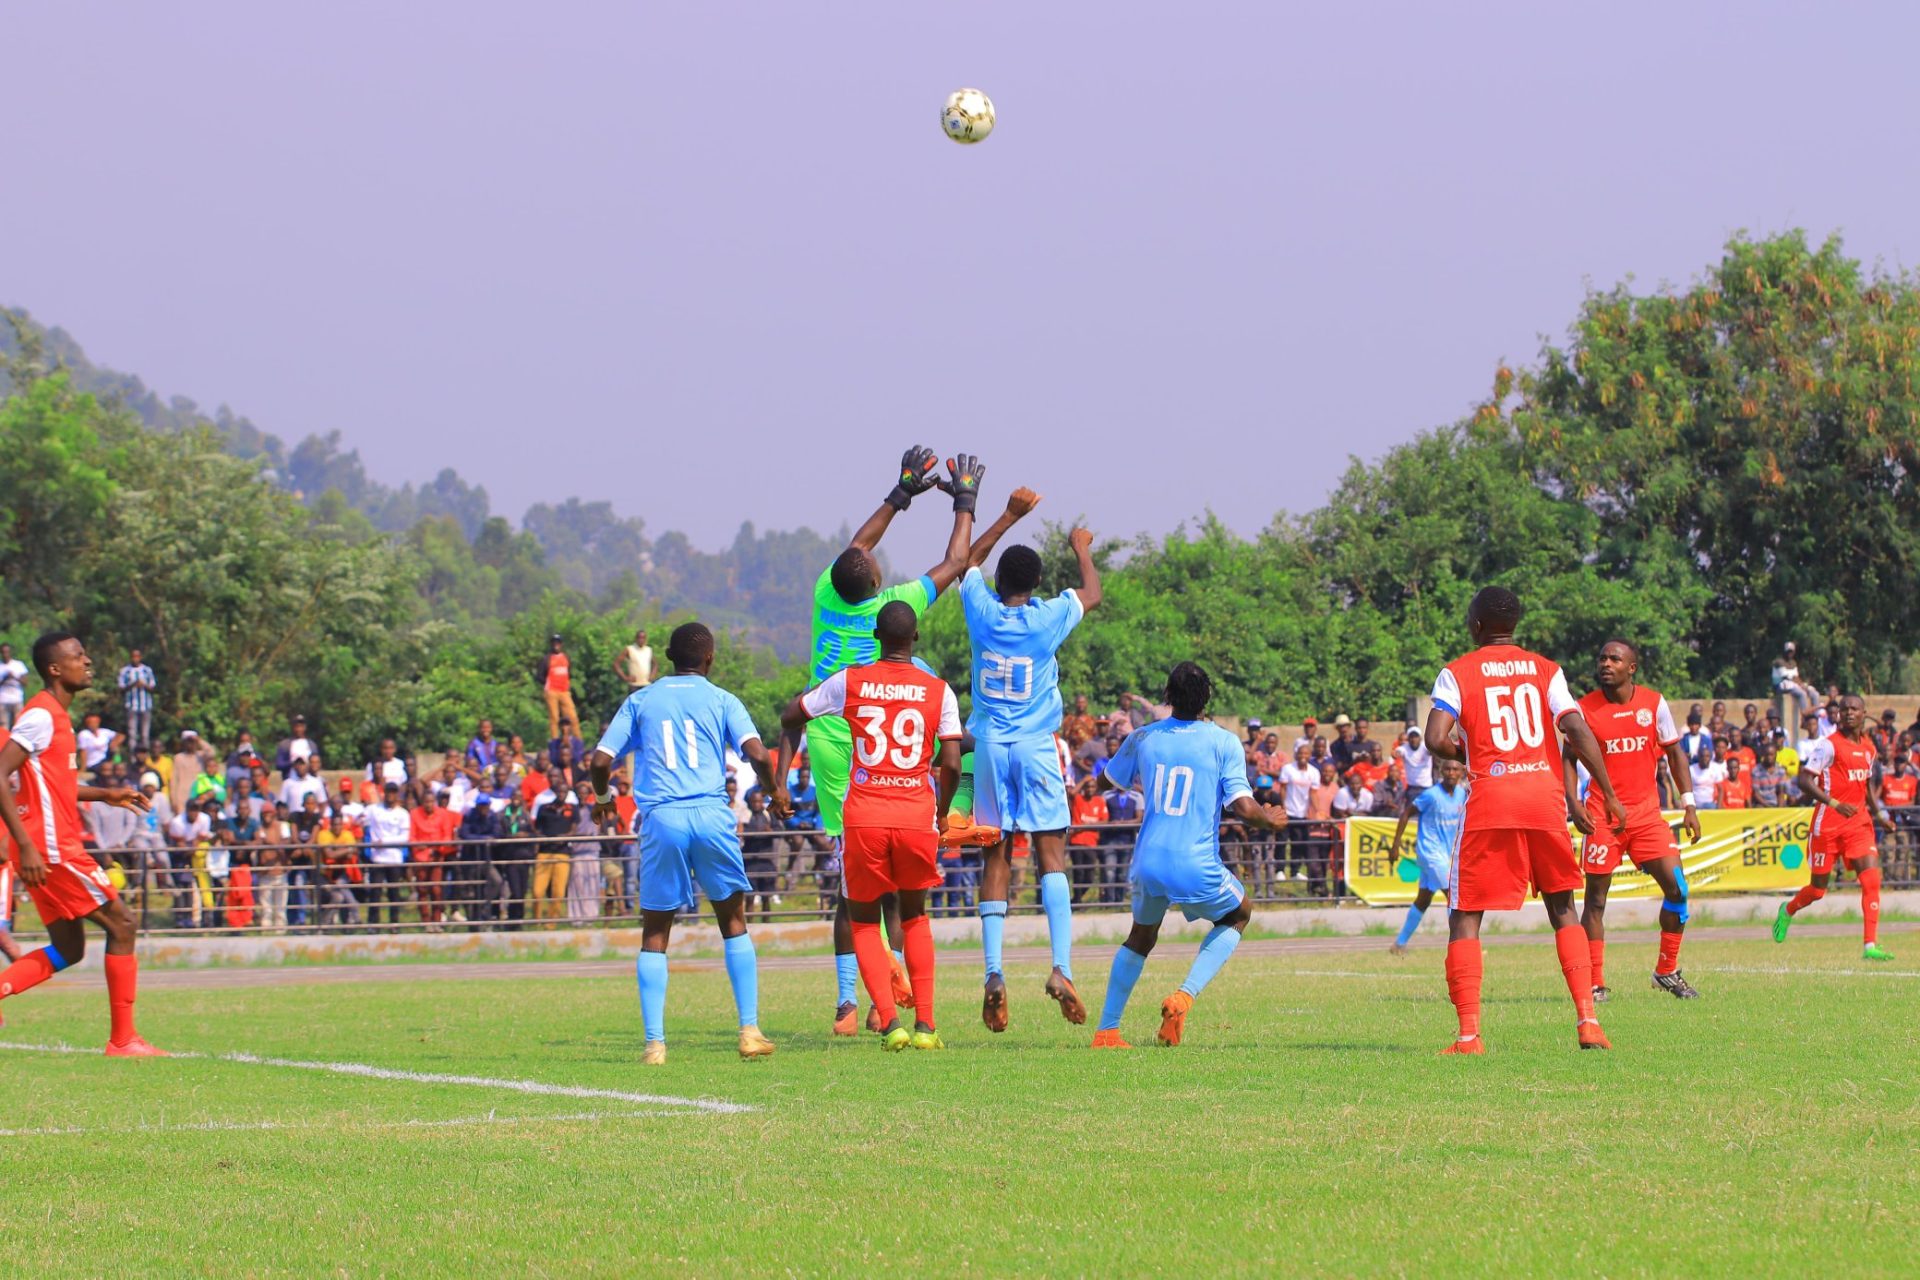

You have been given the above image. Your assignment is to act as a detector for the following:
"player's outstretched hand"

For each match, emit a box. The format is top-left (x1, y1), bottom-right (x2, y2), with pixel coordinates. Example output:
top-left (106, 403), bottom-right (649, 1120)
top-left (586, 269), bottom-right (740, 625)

top-left (1568, 803), bottom-right (1596, 837)
top-left (886, 446), bottom-right (942, 510)
top-left (946, 454), bottom-right (985, 514)
top-left (107, 786), bottom-right (150, 813)
top-left (1604, 794), bottom-right (1627, 833)
top-left (1068, 527), bottom-right (1095, 555)
top-left (16, 841), bottom-right (48, 889)
top-left (1682, 807), bottom-right (1703, 844)
top-left (1262, 803), bottom-right (1290, 828)
top-left (769, 789), bottom-right (793, 822)
top-left (1007, 487), bottom-right (1042, 518)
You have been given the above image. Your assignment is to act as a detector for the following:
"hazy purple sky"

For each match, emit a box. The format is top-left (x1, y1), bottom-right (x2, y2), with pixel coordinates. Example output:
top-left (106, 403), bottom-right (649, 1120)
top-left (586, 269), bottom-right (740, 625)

top-left (7, 2), bottom-right (1918, 548)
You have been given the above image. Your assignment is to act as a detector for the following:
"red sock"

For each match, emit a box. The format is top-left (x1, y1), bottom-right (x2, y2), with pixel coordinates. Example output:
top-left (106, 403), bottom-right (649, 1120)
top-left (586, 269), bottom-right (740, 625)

top-left (1554, 926), bottom-right (1597, 1022)
top-left (0, 948), bottom-right (58, 1001)
top-left (1786, 884), bottom-right (1824, 916)
top-left (1444, 939), bottom-right (1482, 1039)
top-left (901, 913), bottom-right (935, 1029)
top-left (104, 953), bottom-right (139, 1047)
top-left (1859, 868), bottom-right (1882, 945)
top-left (1655, 930), bottom-right (1683, 976)
top-left (850, 921), bottom-right (897, 1028)
top-left (1588, 937), bottom-right (1606, 988)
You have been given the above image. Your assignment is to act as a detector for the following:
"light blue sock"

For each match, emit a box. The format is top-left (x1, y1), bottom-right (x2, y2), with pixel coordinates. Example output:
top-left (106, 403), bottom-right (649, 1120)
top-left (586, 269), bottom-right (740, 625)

top-left (636, 951), bottom-right (668, 1043)
top-left (1040, 871), bottom-right (1074, 980)
top-left (835, 952), bottom-right (859, 1005)
top-left (1396, 903), bottom-right (1426, 947)
top-left (723, 933), bottom-right (759, 1028)
top-left (979, 900), bottom-right (1007, 977)
top-left (892, 948), bottom-right (905, 968)
top-left (1098, 945), bottom-right (1146, 1031)
top-left (1179, 925), bottom-right (1242, 998)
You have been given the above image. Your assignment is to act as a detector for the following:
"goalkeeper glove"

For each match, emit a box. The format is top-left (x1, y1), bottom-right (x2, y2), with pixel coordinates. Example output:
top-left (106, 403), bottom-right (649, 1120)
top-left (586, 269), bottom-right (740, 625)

top-left (885, 445), bottom-right (941, 511)
top-left (946, 453), bottom-right (985, 515)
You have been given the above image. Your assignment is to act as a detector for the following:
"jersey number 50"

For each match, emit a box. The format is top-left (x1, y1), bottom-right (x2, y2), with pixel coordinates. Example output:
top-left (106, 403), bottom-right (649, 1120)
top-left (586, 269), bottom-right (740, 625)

top-left (1484, 685), bottom-right (1545, 751)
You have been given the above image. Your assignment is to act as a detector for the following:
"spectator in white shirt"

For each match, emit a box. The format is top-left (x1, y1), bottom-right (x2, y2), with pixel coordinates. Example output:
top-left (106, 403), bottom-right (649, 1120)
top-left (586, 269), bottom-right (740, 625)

top-left (1331, 773), bottom-right (1376, 818)
top-left (1689, 745), bottom-right (1727, 811)
top-left (366, 738), bottom-right (409, 789)
top-left (278, 755), bottom-right (328, 812)
top-left (0, 644), bottom-right (27, 731)
top-left (1292, 716), bottom-right (1320, 753)
top-left (76, 711), bottom-right (119, 772)
top-left (619, 628), bottom-right (654, 689)
top-left (1395, 728), bottom-right (1433, 796)
top-left (363, 781), bottom-right (414, 927)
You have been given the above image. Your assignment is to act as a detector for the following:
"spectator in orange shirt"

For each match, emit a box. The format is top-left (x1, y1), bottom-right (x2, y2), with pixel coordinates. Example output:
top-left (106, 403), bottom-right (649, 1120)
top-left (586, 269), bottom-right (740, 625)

top-left (1066, 777), bottom-right (1111, 904)
top-left (409, 790), bottom-right (460, 926)
top-left (1061, 695), bottom-right (1099, 750)
top-left (1718, 757), bottom-right (1753, 810)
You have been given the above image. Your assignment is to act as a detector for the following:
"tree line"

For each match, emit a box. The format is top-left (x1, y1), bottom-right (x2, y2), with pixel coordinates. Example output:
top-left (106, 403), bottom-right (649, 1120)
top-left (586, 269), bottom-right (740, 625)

top-left (2, 231), bottom-right (1916, 761)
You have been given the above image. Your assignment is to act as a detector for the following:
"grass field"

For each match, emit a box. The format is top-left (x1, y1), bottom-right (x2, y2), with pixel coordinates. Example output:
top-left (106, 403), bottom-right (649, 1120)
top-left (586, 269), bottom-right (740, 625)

top-left (2, 925), bottom-right (1916, 1276)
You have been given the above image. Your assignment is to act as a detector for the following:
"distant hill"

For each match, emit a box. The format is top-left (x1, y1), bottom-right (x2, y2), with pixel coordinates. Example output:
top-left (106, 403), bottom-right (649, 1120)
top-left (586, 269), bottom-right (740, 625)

top-left (0, 308), bottom-right (856, 658)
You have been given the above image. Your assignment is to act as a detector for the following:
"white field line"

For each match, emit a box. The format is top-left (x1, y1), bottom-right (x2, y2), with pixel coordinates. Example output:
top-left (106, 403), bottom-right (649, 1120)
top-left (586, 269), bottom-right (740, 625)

top-left (0, 1040), bottom-right (754, 1114)
top-left (0, 1108), bottom-right (689, 1139)
top-left (1696, 964), bottom-right (1920, 980)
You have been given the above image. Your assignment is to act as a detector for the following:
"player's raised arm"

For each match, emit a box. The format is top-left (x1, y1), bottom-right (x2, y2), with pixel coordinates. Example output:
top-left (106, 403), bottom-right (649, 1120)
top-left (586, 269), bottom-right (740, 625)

top-left (848, 445), bottom-right (943, 554)
top-left (923, 454), bottom-right (984, 593)
top-left (778, 671), bottom-right (850, 809)
top-left (1067, 527), bottom-right (1102, 613)
top-left (964, 487), bottom-right (1041, 571)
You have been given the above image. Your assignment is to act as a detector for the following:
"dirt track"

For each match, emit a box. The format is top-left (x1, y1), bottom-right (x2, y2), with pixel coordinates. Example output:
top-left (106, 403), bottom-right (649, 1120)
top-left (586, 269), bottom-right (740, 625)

top-left (54, 920), bottom-right (1915, 990)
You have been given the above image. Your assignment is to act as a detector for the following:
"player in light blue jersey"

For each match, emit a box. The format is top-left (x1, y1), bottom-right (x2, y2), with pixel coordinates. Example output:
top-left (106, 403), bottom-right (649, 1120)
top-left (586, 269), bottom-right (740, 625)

top-left (961, 525), bottom-right (1102, 1031)
top-left (1386, 757), bottom-right (1468, 954)
top-left (588, 622), bottom-right (785, 1066)
top-left (1090, 662), bottom-right (1288, 1048)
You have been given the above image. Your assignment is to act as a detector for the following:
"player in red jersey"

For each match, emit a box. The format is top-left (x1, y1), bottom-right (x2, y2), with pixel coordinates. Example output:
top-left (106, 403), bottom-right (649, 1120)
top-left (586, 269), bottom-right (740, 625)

top-left (1423, 588), bottom-right (1627, 1053)
top-left (779, 602), bottom-right (963, 1051)
top-left (1774, 693), bottom-right (1895, 960)
top-left (1570, 640), bottom-right (1704, 1001)
top-left (0, 632), bottom-right (165, 1054)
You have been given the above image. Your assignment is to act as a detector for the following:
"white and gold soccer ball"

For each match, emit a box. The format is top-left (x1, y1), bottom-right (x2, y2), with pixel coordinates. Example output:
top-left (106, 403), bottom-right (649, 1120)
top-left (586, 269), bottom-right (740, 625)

top-left (941, 88), bottom-right (995, 144)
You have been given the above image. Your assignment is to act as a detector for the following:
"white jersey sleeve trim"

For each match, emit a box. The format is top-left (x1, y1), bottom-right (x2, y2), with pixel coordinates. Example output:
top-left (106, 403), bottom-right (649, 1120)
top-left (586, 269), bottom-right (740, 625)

top-left (1546, 668), bottom-right (1581, 721)
top-left (1654, 697), bottom-right (1680, 746)
top-left (9, 706), bottom-right (54, 756)
top-left (1429, 667), bottom-right (1460, 718)
top-left (800, 669), bottom-right (850, 720)
top-left (936, 684), bottom-right (962, 739)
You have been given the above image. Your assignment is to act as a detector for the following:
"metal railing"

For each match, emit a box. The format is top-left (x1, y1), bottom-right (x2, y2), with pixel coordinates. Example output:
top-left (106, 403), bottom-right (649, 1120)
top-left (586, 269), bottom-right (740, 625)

top-left (44, 808), bottom-right (1920, 938)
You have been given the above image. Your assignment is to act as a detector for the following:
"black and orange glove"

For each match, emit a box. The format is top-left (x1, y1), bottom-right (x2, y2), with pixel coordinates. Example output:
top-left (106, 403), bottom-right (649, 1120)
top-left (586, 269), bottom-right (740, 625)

top-left (945, 453), bottom-right (985, 515)
top-left (885, 445), bottom-right (942, 511)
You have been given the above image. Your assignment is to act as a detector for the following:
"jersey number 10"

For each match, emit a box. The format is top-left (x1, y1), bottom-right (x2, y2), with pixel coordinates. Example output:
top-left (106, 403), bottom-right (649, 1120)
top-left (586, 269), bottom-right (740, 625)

top-left (1151, 764), bottom-right (1194, 816)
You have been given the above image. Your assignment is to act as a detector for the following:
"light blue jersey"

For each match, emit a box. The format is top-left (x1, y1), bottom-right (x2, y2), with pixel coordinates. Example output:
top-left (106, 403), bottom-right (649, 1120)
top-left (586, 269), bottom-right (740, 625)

top-left (960, 566), bottom-right (1085, 743)
top-left (1409, 781), bottom-right (1467, 893)
top-left (1105, 718), bottom-right (1251, 918)
top-left (596, 675), bottom-right (761, 816)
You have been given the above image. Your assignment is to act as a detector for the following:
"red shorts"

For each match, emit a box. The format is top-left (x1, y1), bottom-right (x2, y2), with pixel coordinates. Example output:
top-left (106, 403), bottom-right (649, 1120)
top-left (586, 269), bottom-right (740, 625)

top-left (1580, 802), bottom-right (1678, 875)
top-left (1453, 826), bottom-right (1580, 912)
top-left (841, 826), bottom-right (940, 901)
top-left (1810, 823), bottom-right (1876, 875)
top-left (19, 851), bottom-right (118, 924)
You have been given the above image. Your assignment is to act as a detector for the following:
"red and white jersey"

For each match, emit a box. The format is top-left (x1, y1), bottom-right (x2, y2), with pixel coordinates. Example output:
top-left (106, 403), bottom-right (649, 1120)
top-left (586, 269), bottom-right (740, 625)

top-left (1576, 684), bottom-right (1679, 814)
top-left (1805, 732), bottom-right (1875, 835)
top-left (803, 660), bottom-right (961, 830)
top-left (4, 691), bottom-right (86, 864)
top-left (1431, 644), bottom-right (1582, 832)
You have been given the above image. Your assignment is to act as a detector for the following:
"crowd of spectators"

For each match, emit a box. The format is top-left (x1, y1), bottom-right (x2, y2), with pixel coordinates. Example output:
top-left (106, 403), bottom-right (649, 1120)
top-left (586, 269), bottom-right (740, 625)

top-left (18, 636), bottom-right (1920, 934)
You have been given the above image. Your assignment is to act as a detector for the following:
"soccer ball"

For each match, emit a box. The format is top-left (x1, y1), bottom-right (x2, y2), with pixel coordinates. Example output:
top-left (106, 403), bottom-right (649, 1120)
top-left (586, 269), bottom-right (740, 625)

top-left (941, 88), bottom-right (995, 144)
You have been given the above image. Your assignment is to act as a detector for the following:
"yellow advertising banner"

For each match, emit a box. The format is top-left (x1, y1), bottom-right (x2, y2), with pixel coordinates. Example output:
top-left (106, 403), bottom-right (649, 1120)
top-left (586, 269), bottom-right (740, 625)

top-left (1343, 808), bottom-right (1814, 906)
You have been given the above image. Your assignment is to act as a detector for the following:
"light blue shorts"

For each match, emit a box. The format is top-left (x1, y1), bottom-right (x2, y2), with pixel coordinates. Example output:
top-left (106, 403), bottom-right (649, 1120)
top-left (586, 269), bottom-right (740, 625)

top-left (639, 803), bottom-right (751, 913)
top-left (972, 735), bottom-right (1070, 833)
top-left (1414, 845), bottom-right (1452, 894)
top-left (1130, 856), bottom-right (1247, 926)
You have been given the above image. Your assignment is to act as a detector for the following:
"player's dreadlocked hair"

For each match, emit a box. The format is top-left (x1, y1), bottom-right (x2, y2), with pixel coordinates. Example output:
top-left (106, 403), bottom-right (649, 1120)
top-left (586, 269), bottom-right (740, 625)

top-left (666, 621), bottom-right (715, 670)
top-left (1467, 586), bottom-right (1523, 634)
top-left (995, 545), bottom-right (1043, 597)
top-left (830, 548), bottom-right (878, 604)
top-left (1165, 661), bottom-right (1213, 720)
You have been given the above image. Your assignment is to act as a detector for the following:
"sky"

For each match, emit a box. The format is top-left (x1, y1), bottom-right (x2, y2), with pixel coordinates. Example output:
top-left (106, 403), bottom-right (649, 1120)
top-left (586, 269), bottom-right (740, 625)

top-left (6, 1), bottom-right (1920, 549)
